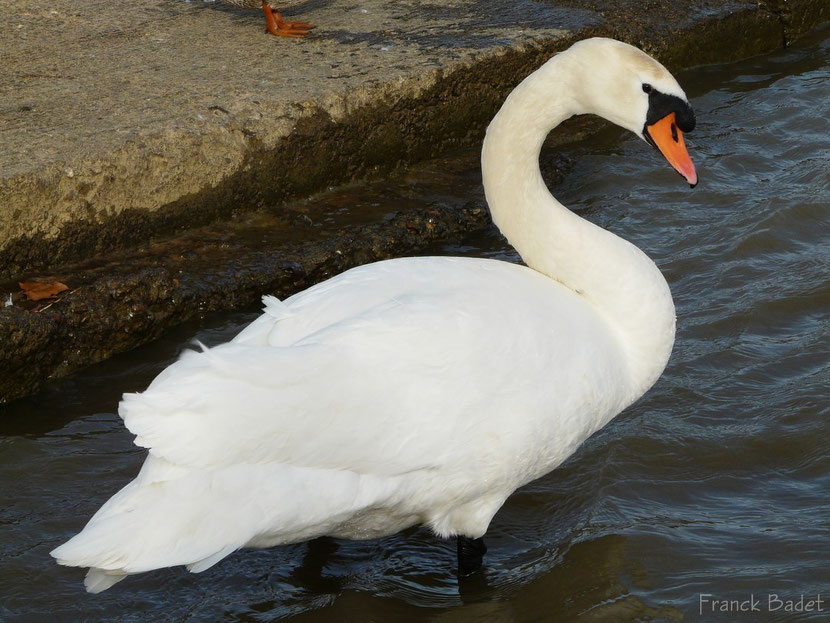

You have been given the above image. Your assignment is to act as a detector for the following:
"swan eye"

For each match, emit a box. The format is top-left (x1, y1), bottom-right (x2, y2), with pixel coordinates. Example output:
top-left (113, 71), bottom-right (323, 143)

top-left (642, 83), bottom-right (653, 94)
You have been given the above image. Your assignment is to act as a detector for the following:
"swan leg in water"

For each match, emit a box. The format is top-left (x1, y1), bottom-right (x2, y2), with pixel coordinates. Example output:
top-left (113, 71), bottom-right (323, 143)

top-left (457, 536), bottom-right (488, 577)
top-left (51, 37), bottom-right (699, 592)
top-left (262, 1), bottom-right (314, 37)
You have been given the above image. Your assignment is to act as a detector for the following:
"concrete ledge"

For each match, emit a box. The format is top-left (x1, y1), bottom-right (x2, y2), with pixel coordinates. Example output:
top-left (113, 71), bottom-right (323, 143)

top-left (0, 0), bottom-right (827, 402)
top-left (3, 0), bottom-right (826, 280)
top-left (2, 0), bottom-right (584, 278)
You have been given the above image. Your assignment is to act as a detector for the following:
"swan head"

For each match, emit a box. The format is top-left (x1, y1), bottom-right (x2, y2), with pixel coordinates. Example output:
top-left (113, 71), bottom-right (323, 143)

top-left (559, 38), bottom-right (698, 186)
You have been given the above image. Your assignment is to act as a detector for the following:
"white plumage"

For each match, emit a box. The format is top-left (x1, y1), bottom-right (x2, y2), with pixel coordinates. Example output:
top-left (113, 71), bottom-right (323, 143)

top-left (52, 38), bottom-right (697, 592)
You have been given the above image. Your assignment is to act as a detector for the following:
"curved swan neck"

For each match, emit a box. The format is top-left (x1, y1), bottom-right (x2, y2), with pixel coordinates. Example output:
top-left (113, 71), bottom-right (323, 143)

top-left (481, 50), bottom-right (676, 397)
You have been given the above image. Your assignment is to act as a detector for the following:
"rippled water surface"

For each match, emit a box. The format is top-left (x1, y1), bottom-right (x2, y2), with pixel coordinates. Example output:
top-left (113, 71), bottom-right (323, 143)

top-left (1, 27), bottom-right (828, 622)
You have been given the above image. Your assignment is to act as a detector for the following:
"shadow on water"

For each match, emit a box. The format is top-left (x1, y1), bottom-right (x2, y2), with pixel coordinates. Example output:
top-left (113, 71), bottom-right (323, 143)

top-left (0, 25), bottom-right (828, 623)
top-left (0, 311), bottom-right (261, 437)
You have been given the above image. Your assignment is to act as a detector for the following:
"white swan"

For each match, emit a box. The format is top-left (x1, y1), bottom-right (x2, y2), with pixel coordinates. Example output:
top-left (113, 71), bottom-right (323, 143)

top-left (52, 37), bottom-right (697, 593)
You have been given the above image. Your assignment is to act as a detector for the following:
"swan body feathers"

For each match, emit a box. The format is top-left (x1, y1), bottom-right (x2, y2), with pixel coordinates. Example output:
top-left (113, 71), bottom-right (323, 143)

top-left (51, 38), bottom-right (697, 592)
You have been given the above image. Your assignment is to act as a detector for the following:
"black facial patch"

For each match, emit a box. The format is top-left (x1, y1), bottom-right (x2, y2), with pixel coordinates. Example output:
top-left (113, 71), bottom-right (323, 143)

top-left (645, 89), bottom-right (696, 133)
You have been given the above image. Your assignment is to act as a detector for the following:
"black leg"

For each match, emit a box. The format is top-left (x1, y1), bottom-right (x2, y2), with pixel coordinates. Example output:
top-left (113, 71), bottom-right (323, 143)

top-left (456, 535), bottom-right (487, 577)
top-left (292, 536), bottom-right (342, 592)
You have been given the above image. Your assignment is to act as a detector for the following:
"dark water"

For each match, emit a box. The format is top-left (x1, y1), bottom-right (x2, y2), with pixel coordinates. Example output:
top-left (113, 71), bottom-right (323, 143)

top-left (2, 27), bottom-right (828, 622)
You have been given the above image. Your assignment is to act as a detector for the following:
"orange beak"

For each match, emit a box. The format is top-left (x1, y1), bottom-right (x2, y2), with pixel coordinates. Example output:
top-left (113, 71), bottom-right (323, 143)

top-left (644, 112), bottom-right (698, 187)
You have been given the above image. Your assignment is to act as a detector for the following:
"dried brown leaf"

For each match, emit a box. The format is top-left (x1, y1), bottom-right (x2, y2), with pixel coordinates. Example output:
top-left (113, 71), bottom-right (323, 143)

top-left (19, 281), bottom-right (69, 301)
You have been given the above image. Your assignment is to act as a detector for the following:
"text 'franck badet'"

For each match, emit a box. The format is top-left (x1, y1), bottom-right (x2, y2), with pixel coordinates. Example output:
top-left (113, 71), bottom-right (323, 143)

top-left (699, 593), bottom-right (824, 614)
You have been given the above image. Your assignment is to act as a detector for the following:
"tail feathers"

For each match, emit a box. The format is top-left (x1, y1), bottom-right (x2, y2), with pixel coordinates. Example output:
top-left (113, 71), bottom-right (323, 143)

top-left (52, 457), bottom-right (397, 593)
top-left (55, 541), bottom-right (239, 594)
top-left (50, 472), bottom-right (249, 592)
top-left (185, 545), bottom-right (238, 573)
top-left (51, 505), bottom-right (245, 572)
top-left (84, 568), bottom-right (127, 594)
top-left (54, 527), bottom-right (241, 593)
top-left (79, 544), bottom-right (236, 594)
top-left (51, 513), bottom-right (137, 571)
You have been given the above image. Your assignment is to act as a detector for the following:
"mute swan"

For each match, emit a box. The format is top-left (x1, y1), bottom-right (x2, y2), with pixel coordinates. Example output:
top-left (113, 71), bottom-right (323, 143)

top-left (52, 37), bottom-right (697, 592)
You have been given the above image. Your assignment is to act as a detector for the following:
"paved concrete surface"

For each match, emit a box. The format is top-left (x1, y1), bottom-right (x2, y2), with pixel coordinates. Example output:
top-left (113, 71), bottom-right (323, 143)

top-left (2, 0), bottom-right (826, 279)
top-left (1, 0), bottom-right (586, 277)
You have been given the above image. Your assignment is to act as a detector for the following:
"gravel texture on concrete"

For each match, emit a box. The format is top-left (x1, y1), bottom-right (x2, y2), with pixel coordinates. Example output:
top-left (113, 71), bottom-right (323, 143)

top-left (1, 0), bottom-right (588, 278)
top-left (0, 0), bottom-right (827, 402)
top-left (3, 0), bottom-right (826, 278)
